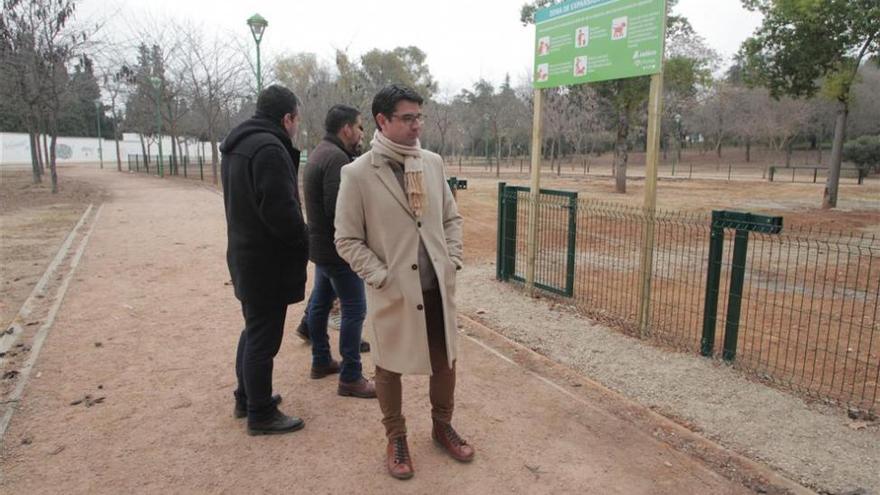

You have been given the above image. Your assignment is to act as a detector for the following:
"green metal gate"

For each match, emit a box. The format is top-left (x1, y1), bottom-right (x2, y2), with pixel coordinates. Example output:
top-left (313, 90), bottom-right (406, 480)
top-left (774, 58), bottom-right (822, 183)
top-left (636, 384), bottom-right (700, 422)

top-left (496, 182), bottom-right (578, 297)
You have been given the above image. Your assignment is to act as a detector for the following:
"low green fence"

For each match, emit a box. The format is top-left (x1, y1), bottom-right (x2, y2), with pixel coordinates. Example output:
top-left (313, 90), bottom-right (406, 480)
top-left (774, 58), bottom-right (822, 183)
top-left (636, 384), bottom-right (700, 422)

top-left (767, 165), bottom-right (867, 184)
top-left (127, 154), bottom-right (207, 180)
top-left (497, 183), bottom-right (880, 414)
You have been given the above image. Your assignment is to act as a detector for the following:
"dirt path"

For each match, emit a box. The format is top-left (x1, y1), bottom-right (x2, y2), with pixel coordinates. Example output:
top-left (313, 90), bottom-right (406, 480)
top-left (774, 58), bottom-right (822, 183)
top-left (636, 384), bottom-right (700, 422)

top-left (0, 170), bottom-right (105, 329)
top-left (0, 166), bottom-right (800, 493)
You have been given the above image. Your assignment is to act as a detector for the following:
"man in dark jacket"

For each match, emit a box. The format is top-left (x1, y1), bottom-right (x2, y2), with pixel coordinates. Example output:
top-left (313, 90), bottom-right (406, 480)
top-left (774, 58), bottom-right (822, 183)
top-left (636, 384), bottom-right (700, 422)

top-left (220, 85), bottom-right (308, 435)
top-left (302, 105), bottom-right (376, 398)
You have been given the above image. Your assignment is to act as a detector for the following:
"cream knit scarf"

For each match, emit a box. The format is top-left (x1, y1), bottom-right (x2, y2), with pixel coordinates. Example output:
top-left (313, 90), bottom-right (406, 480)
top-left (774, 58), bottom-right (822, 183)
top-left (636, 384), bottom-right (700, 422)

top-left (371, 130), bottom-right (427, 217)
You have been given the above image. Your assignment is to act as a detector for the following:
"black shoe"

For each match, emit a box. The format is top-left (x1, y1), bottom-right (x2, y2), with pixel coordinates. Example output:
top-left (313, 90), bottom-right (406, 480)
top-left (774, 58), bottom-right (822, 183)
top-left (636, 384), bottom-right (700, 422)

top-left (310, 359), bottom-right (340, 379)
top-left (247, 410), bottom-right (304, 436)
top-left (234, 394), bottom-right (282, 419)
top-left (295, 320), bottom-right (310, 343)
top-left (360, 340), bottom-right (371, 353)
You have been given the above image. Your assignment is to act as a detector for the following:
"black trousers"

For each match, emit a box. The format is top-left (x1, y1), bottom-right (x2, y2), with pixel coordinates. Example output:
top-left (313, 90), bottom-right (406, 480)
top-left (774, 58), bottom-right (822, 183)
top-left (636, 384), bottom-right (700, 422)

top-left (234, 302), bottom-right (288, 422)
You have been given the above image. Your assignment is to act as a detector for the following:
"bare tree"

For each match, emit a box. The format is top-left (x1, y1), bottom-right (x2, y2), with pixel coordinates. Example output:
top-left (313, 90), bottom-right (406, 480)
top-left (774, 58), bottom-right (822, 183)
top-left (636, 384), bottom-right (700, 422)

top-left (1, 0), bottom-right (94, 192)
top-left (180, 23), bottom-right (249, 183)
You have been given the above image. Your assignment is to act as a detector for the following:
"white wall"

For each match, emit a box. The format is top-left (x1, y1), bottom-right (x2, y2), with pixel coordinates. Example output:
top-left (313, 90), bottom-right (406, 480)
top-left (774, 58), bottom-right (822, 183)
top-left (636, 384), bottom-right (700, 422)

top-left (0, 132), bottom-right (218, 166)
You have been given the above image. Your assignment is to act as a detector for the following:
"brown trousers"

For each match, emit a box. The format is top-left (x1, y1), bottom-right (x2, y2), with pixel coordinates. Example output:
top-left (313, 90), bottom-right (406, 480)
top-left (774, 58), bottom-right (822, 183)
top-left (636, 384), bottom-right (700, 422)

top-left (374, 288), bottom-right (455, 440)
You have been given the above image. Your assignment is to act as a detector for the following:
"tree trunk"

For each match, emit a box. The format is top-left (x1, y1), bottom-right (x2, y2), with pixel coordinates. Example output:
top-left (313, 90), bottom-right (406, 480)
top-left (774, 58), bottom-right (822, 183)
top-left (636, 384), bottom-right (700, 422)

top-left (555, 138), bottom-right (561, 176)
top-left (139, 134), bottom-right (148, 165)
top-left (495, 132), bottom-right (501, 177)
top-left (822, 100), bottom-right (849, 209)
top-left (745, 137), bottom-right (751, 163)
top-left (41, 133), bottom-right (49, 173)
top-left (784, 139), bottom-right (793, 168)
top-left (211, 135), bottom-right (220, 185)
top-left (49, 134), bottom-right (59, 194)
top-left (114, 115), bottom-right (123, 172)
top-left (28, 131), bottom-right (42, 184)
top-left (170, 131), bottom-right (179, 176)
top-left (177, 136), bottom-right (185, 171)
top-left (35, 132), bottom-right (44, 172)
top-left (614, 109), bottom-right (629, 193)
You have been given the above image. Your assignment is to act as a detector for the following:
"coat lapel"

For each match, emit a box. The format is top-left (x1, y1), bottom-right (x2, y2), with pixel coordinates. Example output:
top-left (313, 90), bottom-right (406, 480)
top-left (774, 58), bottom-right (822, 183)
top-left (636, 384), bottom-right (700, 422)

top-left (371, 152), bottom-right (415, 219)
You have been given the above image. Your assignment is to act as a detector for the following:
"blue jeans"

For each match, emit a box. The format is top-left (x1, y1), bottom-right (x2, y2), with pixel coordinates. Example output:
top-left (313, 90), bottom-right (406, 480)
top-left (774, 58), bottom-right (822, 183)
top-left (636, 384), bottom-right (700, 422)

top-left (307, 263), bottom-right (366, 383)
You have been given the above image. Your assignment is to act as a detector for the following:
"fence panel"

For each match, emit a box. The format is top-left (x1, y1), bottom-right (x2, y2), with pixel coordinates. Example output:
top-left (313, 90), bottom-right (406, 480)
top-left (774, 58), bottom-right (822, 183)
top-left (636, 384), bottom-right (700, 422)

top-left (497, 186), bottom-right (879, 413)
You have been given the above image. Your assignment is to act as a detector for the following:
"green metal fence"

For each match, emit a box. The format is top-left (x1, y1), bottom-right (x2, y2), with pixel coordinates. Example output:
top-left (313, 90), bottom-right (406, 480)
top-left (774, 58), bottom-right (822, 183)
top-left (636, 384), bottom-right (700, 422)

top-left (497, 183), bottom-right (880, 414)
top-left (127, 154), bottom-right (207, 180)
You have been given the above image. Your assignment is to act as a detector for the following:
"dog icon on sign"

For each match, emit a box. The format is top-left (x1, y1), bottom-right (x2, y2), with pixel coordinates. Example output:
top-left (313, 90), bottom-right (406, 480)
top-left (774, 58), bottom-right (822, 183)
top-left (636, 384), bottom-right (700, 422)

top-left (611, 17), bottom-right (628, 40)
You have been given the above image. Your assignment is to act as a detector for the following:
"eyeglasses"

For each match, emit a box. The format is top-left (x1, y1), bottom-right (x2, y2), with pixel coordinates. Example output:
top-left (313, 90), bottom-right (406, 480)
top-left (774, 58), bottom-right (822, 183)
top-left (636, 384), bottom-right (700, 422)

top-left (389, 113), bottom-right (426, 125)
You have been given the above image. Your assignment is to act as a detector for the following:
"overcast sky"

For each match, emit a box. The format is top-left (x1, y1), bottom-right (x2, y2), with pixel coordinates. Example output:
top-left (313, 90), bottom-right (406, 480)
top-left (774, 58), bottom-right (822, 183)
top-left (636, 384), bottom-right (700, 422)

top-left (81, 0), bottom-right (764, 95)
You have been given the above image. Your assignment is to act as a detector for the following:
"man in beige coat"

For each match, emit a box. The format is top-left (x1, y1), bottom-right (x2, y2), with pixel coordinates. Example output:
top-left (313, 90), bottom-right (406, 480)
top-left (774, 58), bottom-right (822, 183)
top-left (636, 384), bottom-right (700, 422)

top-left (335, 84), bottom-right (473, 480)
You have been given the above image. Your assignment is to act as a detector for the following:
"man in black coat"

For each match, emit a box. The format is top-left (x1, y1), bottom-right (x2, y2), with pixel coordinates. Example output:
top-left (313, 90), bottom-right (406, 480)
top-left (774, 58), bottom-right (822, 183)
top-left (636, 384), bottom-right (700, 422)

top-left (220, 85), bottom-right (308, 435)
top-left (301, 105), bottom-right (376, 399)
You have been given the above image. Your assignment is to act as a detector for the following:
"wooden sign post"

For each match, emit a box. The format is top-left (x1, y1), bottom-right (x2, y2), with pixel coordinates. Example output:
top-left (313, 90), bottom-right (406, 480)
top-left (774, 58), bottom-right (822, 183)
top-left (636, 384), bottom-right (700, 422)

top-left (525, 88), bottom-right (544, 294)
top-left (526, 0), bottom-right (668, 320)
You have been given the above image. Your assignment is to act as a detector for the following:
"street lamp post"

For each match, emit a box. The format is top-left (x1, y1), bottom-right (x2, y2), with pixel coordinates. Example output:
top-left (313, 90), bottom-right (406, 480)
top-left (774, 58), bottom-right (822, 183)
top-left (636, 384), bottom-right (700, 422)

top-left (672, 113), bottom-right (682, 176)
top-left (94, 99), bottom-right (104, 169)
top-left (247, 14), bottom-right (268, 94)
top-left (150, 76), bottom-right (164, 178)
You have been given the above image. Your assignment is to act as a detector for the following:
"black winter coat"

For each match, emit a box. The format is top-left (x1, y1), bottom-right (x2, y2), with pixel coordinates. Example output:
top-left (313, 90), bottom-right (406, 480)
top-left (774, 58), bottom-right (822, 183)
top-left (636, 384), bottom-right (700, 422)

top-left (220, 116), bottom-right (308, 305)
top-left (303, 134), bottom-right (355, 266)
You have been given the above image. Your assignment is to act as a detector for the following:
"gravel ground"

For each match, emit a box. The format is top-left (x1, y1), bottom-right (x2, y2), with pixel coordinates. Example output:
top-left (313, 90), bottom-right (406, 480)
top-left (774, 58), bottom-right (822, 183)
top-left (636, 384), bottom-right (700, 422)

top-left (457, 261), bottom-right (880, 495)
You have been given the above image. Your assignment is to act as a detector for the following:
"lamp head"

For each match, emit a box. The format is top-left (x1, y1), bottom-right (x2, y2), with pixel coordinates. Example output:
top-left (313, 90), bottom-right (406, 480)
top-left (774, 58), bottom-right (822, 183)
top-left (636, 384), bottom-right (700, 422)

top-left (247, 14), bottom-right (268, 43)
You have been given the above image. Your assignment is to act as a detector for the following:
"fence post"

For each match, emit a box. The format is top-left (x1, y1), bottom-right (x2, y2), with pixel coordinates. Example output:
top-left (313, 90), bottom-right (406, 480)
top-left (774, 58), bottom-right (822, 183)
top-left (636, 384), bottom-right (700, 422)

top-left (722, 229), bottom-right (749, 361)
top-left (496, 183), bottom-right (519, 282)
top-left (564, 193), bottom-right (578, 297)
top-left (701, 211), bottom-right (725, 356)
top-left (504, 190), bottom-right (518, 281)
top-left (496, 182), bottom-right (506, 280)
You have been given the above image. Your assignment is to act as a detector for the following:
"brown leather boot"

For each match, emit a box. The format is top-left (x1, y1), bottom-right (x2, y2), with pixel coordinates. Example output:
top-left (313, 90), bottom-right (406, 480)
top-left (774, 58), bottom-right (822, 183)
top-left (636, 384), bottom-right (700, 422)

top-left (386, 436), bottom-right (414, 480)
top-left (310, 359), bottom-right (340, 379)
top-left (338, 377), bottom-right (377, 398)
top-left (432, 420), bottom-right (475, 462)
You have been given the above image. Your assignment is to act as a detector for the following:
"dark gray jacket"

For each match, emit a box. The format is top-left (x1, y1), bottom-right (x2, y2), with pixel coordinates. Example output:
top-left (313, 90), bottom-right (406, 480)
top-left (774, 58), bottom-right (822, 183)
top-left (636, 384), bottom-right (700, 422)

top-left (303, 134), bottom-right (355, 265)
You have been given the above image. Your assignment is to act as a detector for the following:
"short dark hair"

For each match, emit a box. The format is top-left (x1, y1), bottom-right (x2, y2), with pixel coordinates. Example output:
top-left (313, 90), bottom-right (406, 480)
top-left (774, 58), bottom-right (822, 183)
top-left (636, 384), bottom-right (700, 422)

top-left (255, 85), bottom-right (299, 125)
top-left (371, 84), bottom-right (423, 130)
top-left (324, 104), bottom-right (361, 135)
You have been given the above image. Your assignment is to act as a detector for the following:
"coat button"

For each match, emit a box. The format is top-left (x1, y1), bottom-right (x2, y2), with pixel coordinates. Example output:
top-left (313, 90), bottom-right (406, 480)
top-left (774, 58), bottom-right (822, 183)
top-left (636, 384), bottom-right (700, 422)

top-left (412, 264), bottom-right (418, 270)
top-left (417, 304), bottom-right (424, 311)
top-left (417, 221), bottom-right (422, 228)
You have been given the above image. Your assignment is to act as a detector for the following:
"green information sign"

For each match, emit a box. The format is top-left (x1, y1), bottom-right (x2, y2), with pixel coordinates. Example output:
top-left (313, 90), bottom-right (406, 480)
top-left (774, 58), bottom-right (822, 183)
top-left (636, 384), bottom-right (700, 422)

top-left (534, 0), bottom-right (665, 88)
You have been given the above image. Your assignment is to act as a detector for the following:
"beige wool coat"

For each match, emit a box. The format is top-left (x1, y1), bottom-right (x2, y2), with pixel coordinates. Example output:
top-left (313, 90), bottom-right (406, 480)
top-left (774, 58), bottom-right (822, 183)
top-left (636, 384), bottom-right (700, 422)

top-left (334, 148), bottom-right (463, 375)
